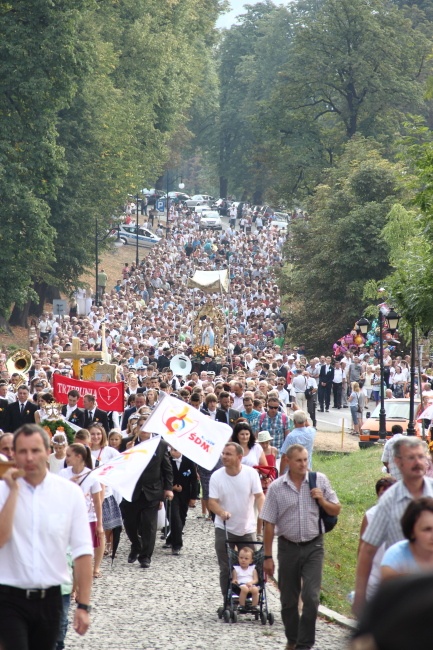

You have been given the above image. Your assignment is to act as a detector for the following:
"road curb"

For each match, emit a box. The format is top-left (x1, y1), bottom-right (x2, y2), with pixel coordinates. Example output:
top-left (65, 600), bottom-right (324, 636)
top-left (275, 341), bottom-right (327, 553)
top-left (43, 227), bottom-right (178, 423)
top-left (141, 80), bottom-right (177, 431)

top-left (318, 605), bottom-right (357, 630)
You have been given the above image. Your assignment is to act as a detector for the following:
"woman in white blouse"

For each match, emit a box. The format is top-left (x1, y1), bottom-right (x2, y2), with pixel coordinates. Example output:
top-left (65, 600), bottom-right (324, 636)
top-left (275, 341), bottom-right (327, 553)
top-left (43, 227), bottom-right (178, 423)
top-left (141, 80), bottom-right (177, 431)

top-left (231, 422), bottom-right (267, 467)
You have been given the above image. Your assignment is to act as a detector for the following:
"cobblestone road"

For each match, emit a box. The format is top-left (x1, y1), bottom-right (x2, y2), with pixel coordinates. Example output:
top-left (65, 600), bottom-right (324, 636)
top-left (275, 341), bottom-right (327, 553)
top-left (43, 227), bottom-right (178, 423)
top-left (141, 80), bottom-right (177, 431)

top-left (68, 513), bottom-right (349, 650)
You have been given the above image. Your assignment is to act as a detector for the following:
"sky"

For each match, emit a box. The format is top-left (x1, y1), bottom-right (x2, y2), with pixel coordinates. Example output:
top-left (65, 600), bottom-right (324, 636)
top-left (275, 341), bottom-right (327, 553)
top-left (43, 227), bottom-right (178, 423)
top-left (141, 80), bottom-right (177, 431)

top-left (216, 1), bottom-right (290, 29)
top-left (216, 0), bottom-right (249, 29)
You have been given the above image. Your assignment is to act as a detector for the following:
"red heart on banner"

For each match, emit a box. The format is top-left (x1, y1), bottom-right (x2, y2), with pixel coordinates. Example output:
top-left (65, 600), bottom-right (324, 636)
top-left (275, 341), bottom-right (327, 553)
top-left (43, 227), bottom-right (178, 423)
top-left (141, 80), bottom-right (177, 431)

top-left (99, 386), bottom-right (121, 407)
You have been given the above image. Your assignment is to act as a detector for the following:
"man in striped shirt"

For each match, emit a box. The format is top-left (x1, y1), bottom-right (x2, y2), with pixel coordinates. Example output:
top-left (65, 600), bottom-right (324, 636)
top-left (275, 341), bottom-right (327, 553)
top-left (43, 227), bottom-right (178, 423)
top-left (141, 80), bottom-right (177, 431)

top-left (353, 437), bottom-right (433, 617)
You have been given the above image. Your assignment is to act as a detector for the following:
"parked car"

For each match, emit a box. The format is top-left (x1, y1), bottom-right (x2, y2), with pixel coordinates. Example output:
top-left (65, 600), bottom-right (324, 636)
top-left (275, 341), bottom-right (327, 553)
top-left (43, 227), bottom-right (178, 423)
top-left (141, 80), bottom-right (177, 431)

top-left (199, 211), bottom-right (222, 230)
top-left (111, 224), bottom-right (161, 248)
top-left (186, 194), bottom-right (215, 208)
top-left (358, 398), bottom-right (423, 449)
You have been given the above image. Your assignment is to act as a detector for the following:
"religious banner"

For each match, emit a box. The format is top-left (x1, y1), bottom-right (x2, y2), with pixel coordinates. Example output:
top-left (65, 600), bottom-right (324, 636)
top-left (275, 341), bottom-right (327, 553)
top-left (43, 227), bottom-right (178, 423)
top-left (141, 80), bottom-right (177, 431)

top-left (144, 394), bottom-right (232, 470)
top-left (92, 436), bottom-right (160, 501)
top-left (53, 375), bottom-right (124, 412)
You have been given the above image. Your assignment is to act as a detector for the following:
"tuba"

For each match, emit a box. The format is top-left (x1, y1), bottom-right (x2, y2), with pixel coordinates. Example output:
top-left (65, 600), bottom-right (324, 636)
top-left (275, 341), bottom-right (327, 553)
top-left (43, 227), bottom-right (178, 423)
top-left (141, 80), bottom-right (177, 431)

top-left (6, 349), bottom-right (33, 389)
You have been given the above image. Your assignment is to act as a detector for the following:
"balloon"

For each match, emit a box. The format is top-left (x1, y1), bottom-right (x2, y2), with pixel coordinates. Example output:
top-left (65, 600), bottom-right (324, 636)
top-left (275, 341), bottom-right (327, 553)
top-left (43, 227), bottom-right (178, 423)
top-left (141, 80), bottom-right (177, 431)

top-left (354, 335), bottom-right (363, 345)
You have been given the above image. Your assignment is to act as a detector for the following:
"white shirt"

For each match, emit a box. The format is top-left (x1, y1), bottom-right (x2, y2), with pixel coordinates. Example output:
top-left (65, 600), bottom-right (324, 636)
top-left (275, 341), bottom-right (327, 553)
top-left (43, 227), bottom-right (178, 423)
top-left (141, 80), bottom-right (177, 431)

top-left (59, 467), bottom-right (102, 522)
top-left (90, 446), bottom-right (120, 498)
top-left (209, 465), bottom-right (262, 535)
top-left (0, 472), bottom-right (93, 589)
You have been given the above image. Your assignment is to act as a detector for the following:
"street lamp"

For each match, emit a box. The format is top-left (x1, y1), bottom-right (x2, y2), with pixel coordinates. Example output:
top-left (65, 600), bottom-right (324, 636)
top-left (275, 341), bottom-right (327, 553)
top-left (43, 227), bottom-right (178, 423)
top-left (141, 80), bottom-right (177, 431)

top-left (379, 306), bottom-right (400, 440)
top-left (357, 306), bottom-right (400, 440)
top-left (95, 218), bottom-right (123, 305)
top-left (357, 317), bottom-right (370, 335)
top-left (407, 322), bottom-right (417, 436)
top-left (135, 192), bottom-right (140, 267)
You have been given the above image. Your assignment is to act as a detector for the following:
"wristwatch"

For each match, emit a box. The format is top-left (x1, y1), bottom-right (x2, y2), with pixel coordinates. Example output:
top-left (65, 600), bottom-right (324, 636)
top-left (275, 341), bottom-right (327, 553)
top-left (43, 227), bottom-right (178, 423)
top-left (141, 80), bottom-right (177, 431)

top-left (76, 603), bottom-right (92, 613)
top-left (263, 555), bottom-right (273, 560)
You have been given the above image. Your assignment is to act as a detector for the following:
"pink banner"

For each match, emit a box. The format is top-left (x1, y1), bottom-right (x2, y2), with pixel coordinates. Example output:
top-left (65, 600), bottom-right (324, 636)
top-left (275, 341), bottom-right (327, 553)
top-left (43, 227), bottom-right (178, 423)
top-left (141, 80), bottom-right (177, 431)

top-left (53, 375), bottom-right (124, 412)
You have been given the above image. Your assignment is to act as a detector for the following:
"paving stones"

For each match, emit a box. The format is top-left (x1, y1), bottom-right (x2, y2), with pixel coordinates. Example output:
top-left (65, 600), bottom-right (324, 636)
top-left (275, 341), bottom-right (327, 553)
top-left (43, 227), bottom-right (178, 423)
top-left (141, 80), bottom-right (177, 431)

top-left (67, 513), bottom-right (349, 650)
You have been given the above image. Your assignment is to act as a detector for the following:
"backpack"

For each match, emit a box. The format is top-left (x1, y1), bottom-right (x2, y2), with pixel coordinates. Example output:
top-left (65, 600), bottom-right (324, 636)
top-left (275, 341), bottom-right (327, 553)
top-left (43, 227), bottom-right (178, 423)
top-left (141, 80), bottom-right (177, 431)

top-left (308, 472), bottom-right (338, 533)
top-left (259, 411), bottom-right (288, 430)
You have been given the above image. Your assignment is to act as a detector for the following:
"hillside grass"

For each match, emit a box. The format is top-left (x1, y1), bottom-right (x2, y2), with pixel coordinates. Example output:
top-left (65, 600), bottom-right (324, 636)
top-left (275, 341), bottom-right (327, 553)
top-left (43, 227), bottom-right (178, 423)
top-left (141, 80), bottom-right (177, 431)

top-left (313, 446), bottom-right (383, 616)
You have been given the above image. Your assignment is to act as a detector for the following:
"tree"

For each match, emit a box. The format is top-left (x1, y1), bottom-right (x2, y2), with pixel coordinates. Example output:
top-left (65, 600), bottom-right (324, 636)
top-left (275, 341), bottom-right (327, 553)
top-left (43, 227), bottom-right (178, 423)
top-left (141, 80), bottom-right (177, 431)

top-left (279, 137), bottom-right (403, 353)
top-left (0, 0), bottom-right (93, 325)
top-left (261, 0), bottom-right (430, 203)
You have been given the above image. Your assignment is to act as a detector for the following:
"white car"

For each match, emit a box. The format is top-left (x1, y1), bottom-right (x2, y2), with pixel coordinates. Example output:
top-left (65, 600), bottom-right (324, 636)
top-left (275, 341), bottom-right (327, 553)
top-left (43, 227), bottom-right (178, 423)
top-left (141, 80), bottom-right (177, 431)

top-left (199, 211), bottom-right (222, 230)
top-left (113, 224), bottom-right (161, 248)
top-left (186, 194), bottom-right (215, 208)
top-left (194, 205), bottom-right (214, 216)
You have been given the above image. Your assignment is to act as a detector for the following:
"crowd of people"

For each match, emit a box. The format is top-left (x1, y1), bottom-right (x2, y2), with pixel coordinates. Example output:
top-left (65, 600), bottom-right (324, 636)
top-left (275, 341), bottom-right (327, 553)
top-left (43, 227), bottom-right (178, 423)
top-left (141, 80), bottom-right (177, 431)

top-left (1, 207), bottom-right (433, 650)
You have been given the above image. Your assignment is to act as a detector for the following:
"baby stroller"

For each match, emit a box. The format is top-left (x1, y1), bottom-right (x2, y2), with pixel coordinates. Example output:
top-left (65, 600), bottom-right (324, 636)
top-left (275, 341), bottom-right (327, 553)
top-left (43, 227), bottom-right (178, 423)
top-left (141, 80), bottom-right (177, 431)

top-left (217, 535), bottom-right (274, 626)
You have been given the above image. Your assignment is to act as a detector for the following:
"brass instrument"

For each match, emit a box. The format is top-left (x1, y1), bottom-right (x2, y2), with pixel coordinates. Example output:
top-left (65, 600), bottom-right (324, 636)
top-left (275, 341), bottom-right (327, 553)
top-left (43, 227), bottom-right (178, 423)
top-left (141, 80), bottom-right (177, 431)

top-left (6, 349), bottom-right (32, 390)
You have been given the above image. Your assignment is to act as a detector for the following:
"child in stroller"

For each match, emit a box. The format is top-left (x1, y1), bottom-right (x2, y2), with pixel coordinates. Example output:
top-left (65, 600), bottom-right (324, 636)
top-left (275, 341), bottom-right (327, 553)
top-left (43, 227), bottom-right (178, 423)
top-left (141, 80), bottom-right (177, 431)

top-left (232, 547), bottom-right (259, 613)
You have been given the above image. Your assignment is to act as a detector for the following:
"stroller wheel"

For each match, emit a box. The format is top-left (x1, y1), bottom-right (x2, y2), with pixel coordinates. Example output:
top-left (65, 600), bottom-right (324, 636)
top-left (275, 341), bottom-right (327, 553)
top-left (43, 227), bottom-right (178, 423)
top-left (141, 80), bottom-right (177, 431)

top-left (260, 611), bottom-right (267, 625)
top-left (232, 610), bottom-right (238, 623)
top-left (217, 607), bottom-right (224, 619)
top-left (223, 609), bottom-right (231, 623)
top-left (268, 612), bottom-right (275, 625)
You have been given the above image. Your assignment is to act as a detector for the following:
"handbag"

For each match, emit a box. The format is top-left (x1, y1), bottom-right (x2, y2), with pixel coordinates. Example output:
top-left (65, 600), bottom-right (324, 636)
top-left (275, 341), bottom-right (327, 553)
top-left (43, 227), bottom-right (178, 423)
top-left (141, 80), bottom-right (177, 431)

top-left (308, 471), bottom-right (338, 533)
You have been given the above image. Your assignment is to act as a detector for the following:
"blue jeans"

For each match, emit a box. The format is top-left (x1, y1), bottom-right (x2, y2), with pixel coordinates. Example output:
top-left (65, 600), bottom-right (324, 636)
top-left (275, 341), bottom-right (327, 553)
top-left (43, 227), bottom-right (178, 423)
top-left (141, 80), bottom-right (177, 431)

top-left (56, 594), bottom-right (71, 650)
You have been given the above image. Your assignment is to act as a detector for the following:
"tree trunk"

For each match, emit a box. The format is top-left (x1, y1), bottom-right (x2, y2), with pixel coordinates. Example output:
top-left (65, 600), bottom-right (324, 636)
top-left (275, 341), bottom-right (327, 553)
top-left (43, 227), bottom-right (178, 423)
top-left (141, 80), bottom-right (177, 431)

top-left (252, 189), bottom-right (263, 205)
top-left (0, 315), bottom-right (13, 335)
top-left (220, 176), bottom-right (228, 199)
top-left (8, 302), bottom-right (30, 328)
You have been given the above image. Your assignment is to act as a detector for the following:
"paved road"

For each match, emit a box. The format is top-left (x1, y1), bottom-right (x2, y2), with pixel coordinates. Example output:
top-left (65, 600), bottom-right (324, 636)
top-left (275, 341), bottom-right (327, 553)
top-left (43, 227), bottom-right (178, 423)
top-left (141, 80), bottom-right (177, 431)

top-left (68, 512), bottom-right (349, 650)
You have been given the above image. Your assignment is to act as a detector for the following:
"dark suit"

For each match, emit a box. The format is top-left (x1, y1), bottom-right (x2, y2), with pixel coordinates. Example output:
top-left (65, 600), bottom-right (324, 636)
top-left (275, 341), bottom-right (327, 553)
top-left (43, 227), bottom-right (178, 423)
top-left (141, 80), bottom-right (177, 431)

top-left (0, 398), bottom-right (9, 432)
top-left (120, 405), bottom-right (136, 431)
top-left (215, 408), bottom-right (240, 430)
top-left (6, 400), bottom-right (38, 433)
top-left (120, 439), bottom-right (173, 562)
top-left (83, 408), bottom-right (109, 432)
top-left (166, 456), bottom-right (198, 550)
top-left (318, 364), bottom-right (334, 411)
top-left (61, 405), bottom-right (85, 428)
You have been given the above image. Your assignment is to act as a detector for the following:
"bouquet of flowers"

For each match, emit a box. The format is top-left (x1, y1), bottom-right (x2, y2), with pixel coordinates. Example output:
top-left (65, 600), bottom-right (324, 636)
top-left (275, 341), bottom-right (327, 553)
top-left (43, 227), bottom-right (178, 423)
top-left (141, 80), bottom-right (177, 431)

top-left (41, 421), bottom-right (75, 445)
top-left (192, 345), bottom-right (210, 360)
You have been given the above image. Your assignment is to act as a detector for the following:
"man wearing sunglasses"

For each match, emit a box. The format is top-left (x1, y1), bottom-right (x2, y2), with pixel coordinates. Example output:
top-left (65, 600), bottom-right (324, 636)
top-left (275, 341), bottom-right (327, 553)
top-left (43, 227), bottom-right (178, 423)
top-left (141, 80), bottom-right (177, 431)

top-left (258, 397), bottom-right (291, 454)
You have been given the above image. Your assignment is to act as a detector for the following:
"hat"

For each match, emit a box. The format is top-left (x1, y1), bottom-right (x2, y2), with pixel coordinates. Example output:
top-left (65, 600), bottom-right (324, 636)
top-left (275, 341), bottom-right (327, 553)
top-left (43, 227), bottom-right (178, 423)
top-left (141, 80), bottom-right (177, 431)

top-left (258, 430), bottom-right (273, 443)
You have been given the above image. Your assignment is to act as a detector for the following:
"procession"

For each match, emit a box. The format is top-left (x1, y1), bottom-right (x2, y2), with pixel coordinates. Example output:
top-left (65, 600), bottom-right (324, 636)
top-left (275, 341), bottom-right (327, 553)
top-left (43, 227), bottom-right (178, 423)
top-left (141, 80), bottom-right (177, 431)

top-left (1, 191), bottom-right (433, 650)
top-left (8, 0), bottom-right (433, 644)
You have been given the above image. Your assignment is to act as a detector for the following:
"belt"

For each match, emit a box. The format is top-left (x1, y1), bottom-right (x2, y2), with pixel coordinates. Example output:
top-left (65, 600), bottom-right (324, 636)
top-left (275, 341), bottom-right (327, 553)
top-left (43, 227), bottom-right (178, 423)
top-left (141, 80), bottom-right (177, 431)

top-left (280, 535), bottom-right (320, 546)
top-left (0, 585), bottom-right (61, 600)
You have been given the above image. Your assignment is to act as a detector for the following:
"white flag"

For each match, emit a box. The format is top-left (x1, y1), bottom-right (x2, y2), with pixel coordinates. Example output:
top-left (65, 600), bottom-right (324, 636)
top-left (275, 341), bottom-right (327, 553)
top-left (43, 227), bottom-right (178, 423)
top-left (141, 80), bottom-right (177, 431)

top-left (92, 436), bottom-right (160, 502)
top-left (144, 394), bottom-right (232, 470)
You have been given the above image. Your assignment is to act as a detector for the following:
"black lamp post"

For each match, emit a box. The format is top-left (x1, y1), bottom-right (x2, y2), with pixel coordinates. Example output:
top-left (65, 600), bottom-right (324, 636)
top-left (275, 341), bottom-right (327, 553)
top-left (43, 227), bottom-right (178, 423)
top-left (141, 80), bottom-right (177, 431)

top-left (136, 192), bottom-right (140, 267)
top-left (380, 307), bottom-right (400, 439)
top-left (358, 307), bottom-right (400, 440)
top-left (95, 217), bottom-right (99, 305)
top-left (407, 322), bottom-right (417, 436)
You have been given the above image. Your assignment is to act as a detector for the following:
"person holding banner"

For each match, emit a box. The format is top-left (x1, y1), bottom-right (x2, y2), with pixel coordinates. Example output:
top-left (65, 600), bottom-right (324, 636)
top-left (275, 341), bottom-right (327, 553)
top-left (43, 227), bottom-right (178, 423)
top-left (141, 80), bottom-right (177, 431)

top-left (60, 444), bottom-right (104, 580)
top-left (120, 438), bottom-right (173, 569)
top-left (88, 424), bottom-right (122, 559)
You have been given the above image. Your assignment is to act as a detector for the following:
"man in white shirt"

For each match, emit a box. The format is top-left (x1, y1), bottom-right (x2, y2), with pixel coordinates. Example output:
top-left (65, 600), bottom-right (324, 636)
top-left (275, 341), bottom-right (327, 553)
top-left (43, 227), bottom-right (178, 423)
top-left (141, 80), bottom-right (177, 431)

top-left (208, 442), bottom-right (264, 595)
top-left (291, 370), bottom-right (308, 412)
top-left (0, 424), bottom-right (93, 649)
top-left (332, 360), bottom-right (344, 409)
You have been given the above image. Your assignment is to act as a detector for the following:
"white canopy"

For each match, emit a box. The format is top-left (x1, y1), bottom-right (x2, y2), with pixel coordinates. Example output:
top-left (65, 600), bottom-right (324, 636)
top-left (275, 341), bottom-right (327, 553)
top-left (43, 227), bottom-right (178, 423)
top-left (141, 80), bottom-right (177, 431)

top-left (187, 270), bottom-right (229, 294)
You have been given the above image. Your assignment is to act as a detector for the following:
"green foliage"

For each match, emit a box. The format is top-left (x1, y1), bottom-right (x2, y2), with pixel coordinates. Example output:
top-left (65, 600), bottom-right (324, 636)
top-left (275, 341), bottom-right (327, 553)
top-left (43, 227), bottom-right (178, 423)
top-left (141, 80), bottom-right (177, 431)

top-left (379, 149), bottom-right (433, 333)
top-left (0, 0), bottom-right (225, 318)
top-left (279, 137), bottom-right (402, 353)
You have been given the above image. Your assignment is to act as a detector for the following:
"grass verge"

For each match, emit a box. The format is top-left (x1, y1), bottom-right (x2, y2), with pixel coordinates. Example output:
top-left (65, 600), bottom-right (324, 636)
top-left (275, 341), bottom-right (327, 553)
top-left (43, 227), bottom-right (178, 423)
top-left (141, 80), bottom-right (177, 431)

top-left (313, 446), bottom-right (383, 616)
